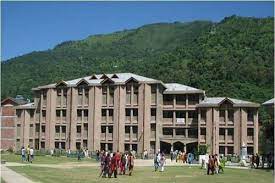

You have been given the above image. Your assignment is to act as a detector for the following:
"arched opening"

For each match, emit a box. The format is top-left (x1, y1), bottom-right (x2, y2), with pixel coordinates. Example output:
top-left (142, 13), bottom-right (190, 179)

top-left (173, 141), bottom-right (185, 152)
top-left (186, 142), bottom-right (198, 154)
top-left (160, 141), bottom-right (171, 154)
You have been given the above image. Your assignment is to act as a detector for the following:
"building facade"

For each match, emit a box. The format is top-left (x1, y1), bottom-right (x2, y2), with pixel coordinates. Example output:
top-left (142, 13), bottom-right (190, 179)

top-left (13, 73), bottom-right (260, 155)
top-left (1, 96), bottom-right (28, 150)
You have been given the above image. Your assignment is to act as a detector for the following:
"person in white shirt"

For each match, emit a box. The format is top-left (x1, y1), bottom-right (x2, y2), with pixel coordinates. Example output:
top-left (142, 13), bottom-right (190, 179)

top-left (30, 147), bottom-right (34, 163)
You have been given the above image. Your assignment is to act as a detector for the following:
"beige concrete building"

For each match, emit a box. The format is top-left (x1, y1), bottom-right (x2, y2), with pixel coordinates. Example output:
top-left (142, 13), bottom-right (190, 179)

top-left (14, 73), bottom-right (260, 156)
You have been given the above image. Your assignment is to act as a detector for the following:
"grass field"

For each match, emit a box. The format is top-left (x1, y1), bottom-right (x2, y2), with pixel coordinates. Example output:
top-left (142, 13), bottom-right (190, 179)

top-left (1, 153), bottom-right (95, 164)
top-left (8, 166), bottom-right (273, 183)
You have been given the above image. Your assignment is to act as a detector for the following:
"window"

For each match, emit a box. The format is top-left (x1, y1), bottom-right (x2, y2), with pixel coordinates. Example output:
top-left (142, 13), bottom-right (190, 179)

top-left (188, 111), bottom-right (197, 118)
top-left (219, 146), bottom-right (225, 155)
top-left (219, 128), bottom-right (225, 135)
top-left (16, 110), bottom-right (22, 117)
top-left (55, 142), bottom-right (59, 149)
top-left (133, 109), bottom-right (138, 117)
top-left (101, 126), bottom-right (106, 133)
top-left (163, 128), bottom-right (173, 135)
top-left (176, 128), bottom-right (185, 136)
top-left (132, 126), bottom-right (138, 134)
top-left (102, 109), bottom-right (107, 117)
top-left (77, 110), bottom-right (82, 117)
top-left (102, 86), bottom-right (107, 94)
top-left (77, 126), bottom-right (81, 133)
top-left (125, 126), bottom-right (130, 134)
top-left (57, 89), bottom-right (62, 96)
top-left (219, 110), bottom-right (225, 122)
top-left (126, 85), bottom-right (131, 93)
top-left (62, 110), bottom-right (66, 117)
top-left (132, 144), bottom-right (138, 152)
top-left (151, 85), bottom-right (157, 94)
top-left (78, 87), bottom-right (83, 95)
top-left (56, 110), bottom-right (61, 117)
top-left (176, 111), bottom-right (185, 118)
top-left (151, 108), bottom-right (156, 117)
top-left (200, 128), bottom-right (206, 135)
top-left (109, 86), bottom-right (114, 95)
top-left (55, 126), bottom-right (60, 133)
top-left (247, 128), bottom-right (254, 136)
top-left (126, 109), bottom-right (131, 117)
top-left (227, 146), bottom-right (234, 155)
top-left (247, 109), bottom-right (254, 121)
top-left (133, 85), bottom-right (139, 94)
top-left (84, 88), bottom-right (89, 96)
top-left (41, 141), bottom-right (45, 149)
top-left (63, 89), bottom-right (67, 96)
top-left (188, 94), bottom-right (199, 103)
top-left (228, 128), bottom-right (234, 136)
top-left (30, 110), bottom-right (35, 118)
top-left (201, 110), bottom-right (206, 121)
top-left (62, 126), bottom-right (66, 133)
top-left (228, 109), bottom-right (234, 122)
top-left (108, 126), bottom-right (113, 133)
top-left (176, 95), bottom-right (186, 105)
top-left (163, 95), bottom-right (173, 104)
top-left (41, 126), bottom-right (46, 133)
top-left (188, 129), bottom-right (198, 138)
top-left (163, 111), bottom-right (173, 118)
top-left (42, 110), bottom-right (46, 117)
top-left (109, 109), bottom-right (113, 117)
top-left (61, 142), bottom-right (66, 149)
top-left (35, 124), bottom-right (40, 133)
top-left (84, 109), bottom-right (88, 117)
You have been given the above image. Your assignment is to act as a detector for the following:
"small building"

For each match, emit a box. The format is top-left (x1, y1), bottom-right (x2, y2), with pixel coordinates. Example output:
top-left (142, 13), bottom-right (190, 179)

top-left (1, 96), bottom-right (29, 150)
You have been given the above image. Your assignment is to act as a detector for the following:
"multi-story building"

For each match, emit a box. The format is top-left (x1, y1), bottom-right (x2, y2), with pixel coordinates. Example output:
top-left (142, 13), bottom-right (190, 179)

top-left (1, 96), bottom-right (29, 150)
top-left (13, 73), bottom-right (260, 155)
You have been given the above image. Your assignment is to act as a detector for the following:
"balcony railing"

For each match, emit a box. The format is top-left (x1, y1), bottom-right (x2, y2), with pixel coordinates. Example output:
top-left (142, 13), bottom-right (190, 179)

top-left (150, 131), bottom-right (156, 139)
top-left (163, 118), bottom-right (173, 124)
top-left (247, 136), bottom-right (254, 143)
top-left (125, 133), bottom-right (130, 141)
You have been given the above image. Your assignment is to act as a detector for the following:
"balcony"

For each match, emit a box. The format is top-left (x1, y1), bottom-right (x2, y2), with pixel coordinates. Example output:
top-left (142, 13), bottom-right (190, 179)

top-left (61, 133), bottom-right (66, 140)
top-left (102, 116), bottom-right (107, 123)
top-left (132, 116), bottom-right (138, 123)
top-left (107, 133), bottom-right (113, 141)
top-left (227, 135), bottom-right (234, 143)
top-left (200, 119), bottom-right (206, 126)
top-left (76, 133), bottom-right (81, 139)
top-left (219, 135), bottom-right (225, 143)
top-left (83, 131), bottom-right (88, 139)
top-left (151, 116), bottom-right (156, 122)
top-left (101, 133), bottom-right (106, 141)
top-left (125, 133), bottom-right (130, 141)
top-left (163, 118), bottom-right (173, 125)
top-left (55, 133), bottom-right (60, 139)
top-left (132, 133), bottom-right (138, 141)
top-left (247, 136), bottom-right (254, 143)
top-left (200, 135), bottom-right (206, 143)
top-left (150, 131), bottom-right (156, 139)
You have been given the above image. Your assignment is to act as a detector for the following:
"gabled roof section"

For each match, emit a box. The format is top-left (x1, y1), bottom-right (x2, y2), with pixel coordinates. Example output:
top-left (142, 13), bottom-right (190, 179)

top-left (101, 77), bottom-right (115, 84)
top-left (100, 74), bottom-right (109, 79)
top-left (164, 83), bottom-right (204, 94)
top-left (262, 98), bottom-right (274, 106)
top-left (197, 97), bottom-right (260, 108)
top-left (111, 74), bottom-right (119, 79)
top-left (89, 74), bottom-right (98, 80)
top-left (125, 77), bottom-right (139, 84)
top-left (55, 80), bottom-right (68, 87)
top-left (76, 78), bottom-right (89, 86)
top-left (15, 103), bottom-right (36, 109)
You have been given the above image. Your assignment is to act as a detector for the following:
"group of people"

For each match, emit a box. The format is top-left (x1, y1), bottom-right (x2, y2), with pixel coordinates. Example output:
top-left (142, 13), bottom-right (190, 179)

top-left (21, 145), bottom-right (34, 163)
top-left (154, 151), bottom-right (166, 172)
top-left (250, 153), bottom-right (274, 169)
top-left (202, 154), bottom-right (224, 175)
top-left (99, 150), bottom-right (135, 178)
top-left (170, 150), bottom-right (194, 164)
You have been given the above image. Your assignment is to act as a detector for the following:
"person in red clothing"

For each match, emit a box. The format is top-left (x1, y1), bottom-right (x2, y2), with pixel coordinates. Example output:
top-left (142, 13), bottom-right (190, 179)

top-left (115, 151), bottom-right (121, 174)
top-left (120, 153), bottom-right (126, 175)
top-left (109, 152), bottom-right (118, 178)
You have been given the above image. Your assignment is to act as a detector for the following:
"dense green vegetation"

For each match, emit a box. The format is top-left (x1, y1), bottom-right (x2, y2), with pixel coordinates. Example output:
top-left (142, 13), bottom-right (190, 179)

top-left (1, 16), bottom-right (274, 152)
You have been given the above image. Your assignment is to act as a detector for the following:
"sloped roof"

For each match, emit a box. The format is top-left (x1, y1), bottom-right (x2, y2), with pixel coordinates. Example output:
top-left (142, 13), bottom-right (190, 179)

top-left (164, 83), bottom-right (204, 94)
top-left (262, 98), bottom-right (274, 106)
top-left (1, 97), bottom-right (29, 106)
top-left (15, 102), bottom-right (36, 109)
top-left (197, 97), bottom-right (260, 107)
top-left (33, 73), bottom-right (164, 90)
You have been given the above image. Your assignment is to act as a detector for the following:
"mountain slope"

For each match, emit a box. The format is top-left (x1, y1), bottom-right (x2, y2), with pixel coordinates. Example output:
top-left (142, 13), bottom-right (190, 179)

top-left (1, 16), bottom-right (274, 105)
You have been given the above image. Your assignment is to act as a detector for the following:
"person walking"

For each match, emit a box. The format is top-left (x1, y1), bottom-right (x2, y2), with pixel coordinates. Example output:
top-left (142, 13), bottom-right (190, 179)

top-left (21, 146), bottom-right (26, 162)
top-left (256, 154), bottom-right (260, 169)
top-left (102, 153), bottom-right (111, 178)
top-left (30, 147), bottom-right (34, 163)
top-left (110, 152), bottom-right (118, 178)
top-left (120, 153), bottom-right (126, 175)
top-left (154, 153), bottom-right (159, 171)
top-left (128, 152), bottom-right (134, 176)
top-left (26, 145), bottom-right (30, 162)
top-left (159, 153), bottom-right (166, 172)
top-left (207, 155), bottom-right (215, 175)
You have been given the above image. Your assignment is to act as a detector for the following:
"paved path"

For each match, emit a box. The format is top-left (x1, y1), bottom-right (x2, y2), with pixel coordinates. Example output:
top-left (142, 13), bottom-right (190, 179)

top-left (1, 164), bottom-right (33, 183)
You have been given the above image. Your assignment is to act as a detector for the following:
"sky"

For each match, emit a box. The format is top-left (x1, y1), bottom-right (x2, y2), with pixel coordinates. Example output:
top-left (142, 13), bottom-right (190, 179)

top-left (1, 1), bottom-right (274, 61)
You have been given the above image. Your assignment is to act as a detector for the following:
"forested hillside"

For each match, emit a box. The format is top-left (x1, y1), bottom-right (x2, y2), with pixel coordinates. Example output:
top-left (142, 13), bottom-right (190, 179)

top-left (2, 16), bottom-right (274, 105)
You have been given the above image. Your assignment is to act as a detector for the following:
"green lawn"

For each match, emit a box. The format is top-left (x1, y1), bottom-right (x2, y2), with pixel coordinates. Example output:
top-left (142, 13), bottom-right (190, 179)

top-left (8, 166), bottom-right (273, 183)
top-left (0, 153), bottom-right (96, 164)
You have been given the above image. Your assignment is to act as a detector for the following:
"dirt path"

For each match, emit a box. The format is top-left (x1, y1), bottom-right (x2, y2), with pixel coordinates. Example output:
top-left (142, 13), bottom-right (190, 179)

top-left (1, 165), bottom-right (33, 183)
